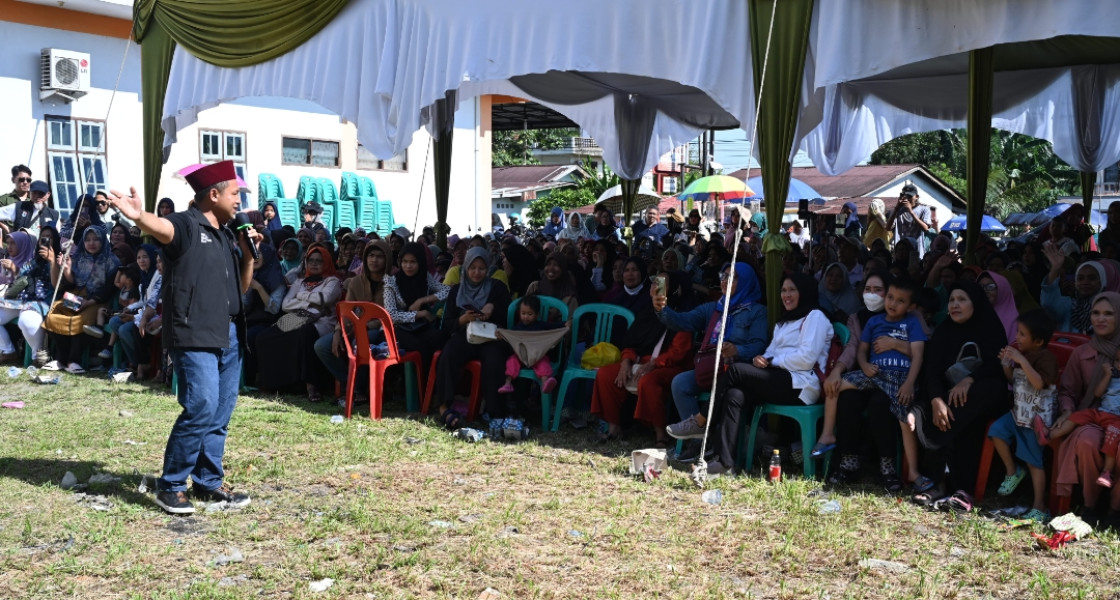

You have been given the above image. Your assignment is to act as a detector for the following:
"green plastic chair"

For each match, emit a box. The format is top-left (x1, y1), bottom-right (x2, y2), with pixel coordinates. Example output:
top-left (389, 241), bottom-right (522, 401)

top-left (355, 196), bottom-right (377, 231)
top-left (358, 176), bottom-right (377, 199)
top-left (553, 303), bottom-right (635, 431)
top-left (296, 176), bottom-right (318, 206)
top-left (506, 296), bottom-right (570, 430)
top-left (737, 321), bottom-right (847, 478)
top-left (340, 172), bottom-right (360, 202)
top-left (336, 200), bottom-right (357, 231)
top-left (275, 198), bottom-right (301, 232)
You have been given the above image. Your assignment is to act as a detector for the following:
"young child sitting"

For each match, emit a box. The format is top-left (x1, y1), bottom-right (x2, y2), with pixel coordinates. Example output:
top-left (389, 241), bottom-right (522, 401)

top-left (826, 278), bottom-right (930, 492)
top-left (987, 309), bottom-right (1059, 521)
top-left (1040, 345), bottom-right (1120, 489)
top-left (94, 264), bottom-right (142, 361)
top-left (498, 295), bottom-right (561, 395)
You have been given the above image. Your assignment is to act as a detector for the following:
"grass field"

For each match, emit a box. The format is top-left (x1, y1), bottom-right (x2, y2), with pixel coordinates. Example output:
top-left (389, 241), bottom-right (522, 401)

top-left (1, 372), bottom-right (1118, 599)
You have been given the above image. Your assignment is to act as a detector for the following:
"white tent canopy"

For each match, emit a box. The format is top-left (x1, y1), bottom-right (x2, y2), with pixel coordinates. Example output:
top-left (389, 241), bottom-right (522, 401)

top-left (158, 0), bottom-right (1120, 182)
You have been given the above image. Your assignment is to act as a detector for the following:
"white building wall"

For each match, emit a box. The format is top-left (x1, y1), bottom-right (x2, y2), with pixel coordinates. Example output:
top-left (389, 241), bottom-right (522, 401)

top-left (1, 21), bottom-right (488, 237)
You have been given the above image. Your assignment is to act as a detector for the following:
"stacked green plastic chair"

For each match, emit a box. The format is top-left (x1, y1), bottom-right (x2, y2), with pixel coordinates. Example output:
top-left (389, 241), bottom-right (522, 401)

top-left (256, 173), bottom-right (285, 209)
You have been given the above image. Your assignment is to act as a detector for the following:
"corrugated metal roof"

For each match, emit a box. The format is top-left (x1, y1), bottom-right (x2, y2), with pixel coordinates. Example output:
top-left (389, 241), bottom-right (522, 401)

top-left (726, 164), bottom-right (923, 199)
top-left (491, 165), bottom-right (581, 188)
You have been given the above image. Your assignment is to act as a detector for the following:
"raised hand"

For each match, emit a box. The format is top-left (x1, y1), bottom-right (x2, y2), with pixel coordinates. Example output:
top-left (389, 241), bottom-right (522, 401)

top-left (106, 187), bottom-right (145, 221)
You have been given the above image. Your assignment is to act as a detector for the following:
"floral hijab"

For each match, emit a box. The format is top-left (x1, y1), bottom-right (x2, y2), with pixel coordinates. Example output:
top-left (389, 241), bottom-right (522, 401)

top-left (72, 227), bottom-right (119, 291)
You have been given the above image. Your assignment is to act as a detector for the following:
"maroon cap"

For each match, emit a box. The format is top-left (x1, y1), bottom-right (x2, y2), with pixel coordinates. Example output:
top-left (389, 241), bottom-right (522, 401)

top-left (185, 160), bottom-right (238, 193)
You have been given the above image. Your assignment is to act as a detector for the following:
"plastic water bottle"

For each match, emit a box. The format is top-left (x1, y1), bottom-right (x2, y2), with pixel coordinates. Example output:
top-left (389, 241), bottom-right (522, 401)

top-left (330, 415), bottom-right (344, 424)
top-left (769, 449), bottom-right (782, 482)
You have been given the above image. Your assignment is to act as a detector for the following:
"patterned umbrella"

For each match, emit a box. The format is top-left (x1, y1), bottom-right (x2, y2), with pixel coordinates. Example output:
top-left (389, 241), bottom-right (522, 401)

top-left (677, 175), bottom-right (754, 203)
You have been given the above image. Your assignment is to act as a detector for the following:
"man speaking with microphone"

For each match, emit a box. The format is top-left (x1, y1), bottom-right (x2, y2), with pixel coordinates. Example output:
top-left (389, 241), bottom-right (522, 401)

top-left (107, 160), bottom-right (260, 514)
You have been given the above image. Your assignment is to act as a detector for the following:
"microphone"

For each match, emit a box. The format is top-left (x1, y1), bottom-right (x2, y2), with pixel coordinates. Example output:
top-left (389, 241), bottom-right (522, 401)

top-left (232, 212), bottom-right (260, 260)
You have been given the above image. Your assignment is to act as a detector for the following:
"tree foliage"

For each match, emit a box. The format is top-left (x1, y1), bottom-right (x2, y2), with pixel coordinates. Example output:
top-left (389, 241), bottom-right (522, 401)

top-left (870, 129), bottom-right (1080, 219)
top-left (525, 158), bottom-right (621, 226)
top-left (492, 128), bottom-right (581, 166)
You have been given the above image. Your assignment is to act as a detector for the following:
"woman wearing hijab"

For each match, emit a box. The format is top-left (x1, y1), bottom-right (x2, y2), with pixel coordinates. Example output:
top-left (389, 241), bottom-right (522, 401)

top-left (1041, 242), bottom-right (1119, 333)
top-left (254, 243), bottom-right (343, 402)
top-left (977, 270), bottom-right (1020, 345)
top-left (43, 226), bottom-right (120, 373)
top-left (501, 244), bottom-right (538, 300)
top-left (59, 195), bottom-right (105, 251)
top-left (382, 241), bottom-right (450, 375)
top-left (659, 263), bottom-right (770, 458)
top-left (825, 270), bottom-right (915, 488)
top-left (723, 205), bottom-right (752, 249)
top-left (696, 273), bottom-right (834, 476)
top-left (818, 262), bottom-right (863, 323)
top-left (525, 252), bottom-right (580, 318)
top-left (278, 237), bottom-right (304, 285)
top-left (908, 282), bottom-right (1010, 499)
top-left (261, 201), bottom-right (283, 232)
top-left (0, 230), bottom-right (60, 364)
top-left (1052, 292), bottom-right (1120, 525)
top-left (311, 240), bottom-right (395, 400)
top-left (156, 197), bottom-right (176, 218)
top-left (592, 209), bottom-right (621, 242)
top-left (110, 244), bottom-right (165, 377)
top-left (863, 199), bottom-right (891, 249)
top-left (591, 259), bottom-right (696, 444)
top-left (434, 247), bottom-right (510, 428)
top-left (841, 202), bottom-right (862, 239)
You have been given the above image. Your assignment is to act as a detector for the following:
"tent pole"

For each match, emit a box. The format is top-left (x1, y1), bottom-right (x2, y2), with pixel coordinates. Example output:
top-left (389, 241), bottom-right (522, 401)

top-left (432, 96), bottom-right (455, 251)
top-left (1081, 171), bottom-right (1097, 215)
top-left (965, 48), bottom-right (994, 265)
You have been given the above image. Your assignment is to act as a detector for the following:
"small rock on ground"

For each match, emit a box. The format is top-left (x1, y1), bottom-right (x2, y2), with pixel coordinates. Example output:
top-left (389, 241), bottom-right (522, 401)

top-left (858, 558), bottom-right (910, 573)
top-left (309, 578), bottom-right (334, 592)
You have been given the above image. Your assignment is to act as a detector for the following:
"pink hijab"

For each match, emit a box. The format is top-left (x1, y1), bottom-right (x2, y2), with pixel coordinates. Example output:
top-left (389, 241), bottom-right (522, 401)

top-left (980, 270), bottom-right (1018, 344)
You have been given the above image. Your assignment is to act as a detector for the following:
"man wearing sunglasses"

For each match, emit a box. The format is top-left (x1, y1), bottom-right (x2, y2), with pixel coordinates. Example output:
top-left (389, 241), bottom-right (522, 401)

top-left (0, 165), bottom-right (32, 210)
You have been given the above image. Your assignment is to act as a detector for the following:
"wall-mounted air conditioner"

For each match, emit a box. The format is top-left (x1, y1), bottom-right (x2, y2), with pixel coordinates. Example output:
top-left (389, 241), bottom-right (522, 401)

top-left (40, 48), bottom-right (90, 103)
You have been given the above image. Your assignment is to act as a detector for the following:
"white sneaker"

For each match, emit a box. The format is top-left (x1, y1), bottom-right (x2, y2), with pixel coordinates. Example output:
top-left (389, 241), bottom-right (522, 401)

top-left (41, 360), bottom-right (61, 371)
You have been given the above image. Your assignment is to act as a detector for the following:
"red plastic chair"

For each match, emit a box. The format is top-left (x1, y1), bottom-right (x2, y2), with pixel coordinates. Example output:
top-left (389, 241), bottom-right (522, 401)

top-left (421, 351), bottom-right (483, 421)
top-left (337, 301), bottom-right (423, 420)
top-left (973, 332), bottom-right (1084, 511)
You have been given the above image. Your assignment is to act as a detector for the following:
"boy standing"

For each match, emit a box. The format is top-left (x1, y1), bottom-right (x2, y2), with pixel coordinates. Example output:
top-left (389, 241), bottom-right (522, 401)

top-left (989, 309), bottom-right (1058, 521)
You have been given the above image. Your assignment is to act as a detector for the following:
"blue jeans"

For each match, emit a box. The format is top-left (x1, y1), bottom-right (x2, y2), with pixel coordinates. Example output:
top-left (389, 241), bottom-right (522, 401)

top-left (671, 370), bottom-right (705, 419)
top-left (117, 321), bottom-right (144, 366)
top-left (158, 322), bottom-right (241, 493)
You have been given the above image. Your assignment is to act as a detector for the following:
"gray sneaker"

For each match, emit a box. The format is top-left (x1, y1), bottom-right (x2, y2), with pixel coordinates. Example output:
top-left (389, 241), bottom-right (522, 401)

top-left (82, 324), bottom-right (104, 339)
top-left (666, 415), bottom-right (706, 440)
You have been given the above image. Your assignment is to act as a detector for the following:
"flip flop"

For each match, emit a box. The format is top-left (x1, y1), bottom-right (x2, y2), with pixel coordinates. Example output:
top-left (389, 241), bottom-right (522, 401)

top-left (945, 490), bottom-right (973, 513)
top-left (911, 492), bottom-right (939, 508)
top-left (912, 475), bottom-right (936, 493)
top-left (810, 442), bottom-right (836, 457)
top-left (441, 409), bottom-right (462, 430)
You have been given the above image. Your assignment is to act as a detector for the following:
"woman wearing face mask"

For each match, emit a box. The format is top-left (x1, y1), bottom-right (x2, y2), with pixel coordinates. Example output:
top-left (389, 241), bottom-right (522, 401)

top-left (823, 271), bottom-right (916, 489)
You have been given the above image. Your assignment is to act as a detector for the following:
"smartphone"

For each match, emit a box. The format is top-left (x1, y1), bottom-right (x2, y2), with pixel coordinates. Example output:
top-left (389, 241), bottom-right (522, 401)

top-left (654, 275), bottom-right (667, 297)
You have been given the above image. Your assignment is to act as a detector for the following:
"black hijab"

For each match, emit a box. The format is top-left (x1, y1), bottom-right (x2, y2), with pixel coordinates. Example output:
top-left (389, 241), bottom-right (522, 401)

top-left (503, 244), bottom-right (538, 298)
top-left (924, 280), bottom-right (1009, 401)
top-left (618, 257), bottom-right (666, 355)
top-left (777, 272), bottom-right (821, 324)
top-left (396, 242), bottom-right (430, 308)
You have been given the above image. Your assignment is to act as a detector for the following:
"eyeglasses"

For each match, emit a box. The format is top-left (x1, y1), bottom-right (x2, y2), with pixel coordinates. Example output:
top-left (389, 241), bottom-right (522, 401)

top-left (16, 177), bottom-right (31, 183)
top-left (983, 283), bottom-right (998, 292)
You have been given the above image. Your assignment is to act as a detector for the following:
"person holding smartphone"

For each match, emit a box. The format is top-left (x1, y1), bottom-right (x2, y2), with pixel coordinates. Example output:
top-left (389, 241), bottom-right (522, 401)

top-left (887, 184), bottom-right (932, 258)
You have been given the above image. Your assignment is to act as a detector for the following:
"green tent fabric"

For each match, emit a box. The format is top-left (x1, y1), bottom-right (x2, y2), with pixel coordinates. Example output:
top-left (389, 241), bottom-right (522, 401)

top-left (132, 0), bottom-right (350, 209)
top-left (965, 49), bottom-right (994, 264)
top-left (749, 0), bottom-right (814, 325)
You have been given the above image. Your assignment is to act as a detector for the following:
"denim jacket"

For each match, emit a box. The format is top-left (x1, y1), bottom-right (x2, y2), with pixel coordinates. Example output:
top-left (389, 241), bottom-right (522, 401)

top-left (655, 300), bottom-right (769, 361)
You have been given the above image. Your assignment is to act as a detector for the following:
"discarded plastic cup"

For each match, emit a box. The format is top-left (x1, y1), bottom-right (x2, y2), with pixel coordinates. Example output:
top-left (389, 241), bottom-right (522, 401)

top-left (455, 427), bottom-right (485, 443)
top-left (818, 499), bottom-right (842, 514)
top-left (25, 366), bottom-right (38, 378)
top-left (701, 490), bottom-right (723, 505)
top-left (7, 366), bottom-right (21, 378)
top-left (329, 415), bottom-right (345, 424)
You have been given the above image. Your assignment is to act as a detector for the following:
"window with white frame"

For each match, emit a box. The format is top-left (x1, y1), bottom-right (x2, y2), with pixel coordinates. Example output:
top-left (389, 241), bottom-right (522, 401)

top-left (198, 130), bottom-right (248, 205)
top-left (283, 137), bottom-right (339, 168)
top-left (46, 116), bottom-right (107, 218)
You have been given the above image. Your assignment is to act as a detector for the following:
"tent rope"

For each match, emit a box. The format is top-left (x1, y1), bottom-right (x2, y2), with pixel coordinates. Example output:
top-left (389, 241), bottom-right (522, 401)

top-left (49, 37), bottom-right (132, 307)
top-left (412, 136), bottom-right (432, 239)
top-left (690, 0), bottom-right (778, 488)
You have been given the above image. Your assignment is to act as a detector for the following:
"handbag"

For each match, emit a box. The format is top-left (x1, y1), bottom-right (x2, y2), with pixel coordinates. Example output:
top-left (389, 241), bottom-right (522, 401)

top-left (466, 320), bottom-right (498, 344)
top-left (42, 300), bottom-right (100, 336)
top-left (3, 276), bottom-right (29, 299)
top-left (945, 341), bottom-right (983, 386)
top-left (693, 348), bottom-right (719, 388)
top-left (276, 308), bottom-right (318, 333)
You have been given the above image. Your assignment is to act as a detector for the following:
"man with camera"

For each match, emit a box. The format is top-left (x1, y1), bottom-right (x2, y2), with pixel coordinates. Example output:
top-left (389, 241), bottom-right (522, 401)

top-left (0, 180), bottom-right (58, 238)
top-left (887, 183), bottom-right (932, 257)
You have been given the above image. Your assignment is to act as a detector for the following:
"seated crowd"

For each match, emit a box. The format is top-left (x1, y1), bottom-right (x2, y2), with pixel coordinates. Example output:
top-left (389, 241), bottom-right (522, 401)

top-left (4, 176), bottom-right (1120, 529)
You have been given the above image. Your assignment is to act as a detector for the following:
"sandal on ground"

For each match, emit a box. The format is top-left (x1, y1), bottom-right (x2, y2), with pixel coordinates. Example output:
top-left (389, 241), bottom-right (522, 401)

top-left (944, 490), bottom-right (973, 513)
top-left (1023, 508), bottom-right (1051, 523)
top-left (440, 409), bottom-right (462, 430)
top-left (911, 475), bottom-right (936, 494)
top-left (65, 363), bottom-right (86, 374)
top-left (911, 492), bottom-right (939, 508)
top-left (810, 442), bottom-right (836, 457)
top-left (998, 466), bottom-right (1027, 496)
top-left (306, 387), bottom-right (323, 403)
top-left (881, 474), bottom-right (903, 494)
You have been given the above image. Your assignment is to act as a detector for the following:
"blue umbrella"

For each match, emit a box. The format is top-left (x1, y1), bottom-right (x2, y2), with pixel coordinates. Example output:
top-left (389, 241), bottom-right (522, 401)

top-left (1028, 203), bottom-right (1104, 228)
top-left (940, 214), bottom-right (1007, 233)
top-left (740, 176), bottom-right (821, 204)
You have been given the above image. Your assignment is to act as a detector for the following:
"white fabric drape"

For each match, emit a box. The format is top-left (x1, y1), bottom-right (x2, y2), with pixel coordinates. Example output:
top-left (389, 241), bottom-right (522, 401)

top-left (161, 0), bottom-right (761, 179)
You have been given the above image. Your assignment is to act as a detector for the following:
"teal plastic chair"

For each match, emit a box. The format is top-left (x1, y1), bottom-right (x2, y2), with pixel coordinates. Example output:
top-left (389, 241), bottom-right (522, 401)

top-left (340, 172), bottom-right (360, 202)
top-left (506, 296), bottom-right (570, 430)
top-left (336, 200), bottom-right (357, 231)
top-left (296, 176), bottom-right (318, 205)
top-left (257, 173), bottom-right (285, 207)
top-left (275, 198), bottom-right (301, 232)
top-left (355, 196), bottom-right (378, 231)
top-left (358, 175), bottom-right (377, 199)
top-left (373, 199), bottom-right (403, 237)
top-left (738, 321), bottom-right (848, 478)
top-left (553, 303), bottom-right (635, 431)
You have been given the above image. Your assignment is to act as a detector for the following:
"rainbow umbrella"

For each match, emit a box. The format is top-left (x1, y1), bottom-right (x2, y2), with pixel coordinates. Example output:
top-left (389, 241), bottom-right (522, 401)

top-left (677, 175), bottom-right (754, 204)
